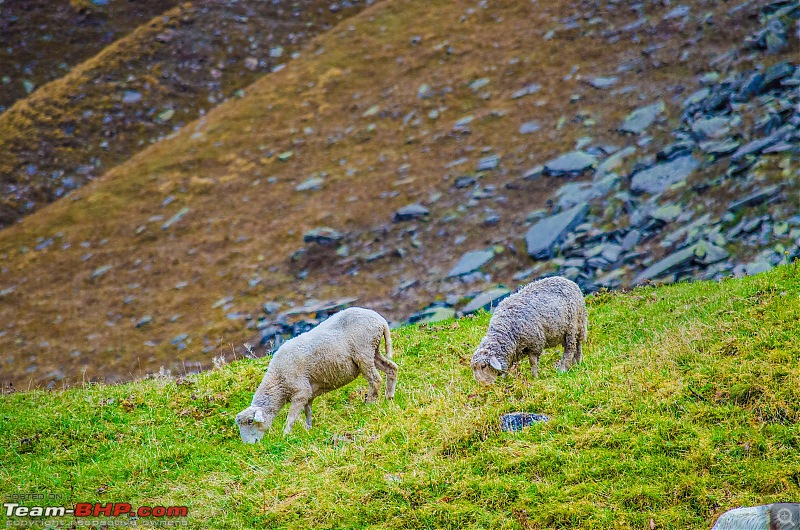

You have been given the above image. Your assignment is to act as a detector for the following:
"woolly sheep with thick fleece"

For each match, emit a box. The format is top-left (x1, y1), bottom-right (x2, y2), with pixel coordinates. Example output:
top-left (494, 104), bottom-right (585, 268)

top-left (236, 307), bottom-right (397, 441)
top-left (471, 276), bottom-right (588, 385)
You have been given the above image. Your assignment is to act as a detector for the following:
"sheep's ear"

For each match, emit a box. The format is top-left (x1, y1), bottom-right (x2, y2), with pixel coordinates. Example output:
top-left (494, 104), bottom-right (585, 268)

top-left (253, 409), bottom-right (266, 423)
top-left (489, 356), bottom-right (503, 371)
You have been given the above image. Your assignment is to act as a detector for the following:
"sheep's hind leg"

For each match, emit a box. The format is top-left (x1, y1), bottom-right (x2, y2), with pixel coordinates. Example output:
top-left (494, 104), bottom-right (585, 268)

top-left (572, 340), bottom-right (583, 367)
top-left (374, 351), bottom-right (398, 400)
top-left (557, 333), bottom-right (577, 373)
top-left (304, 401), bottom-right (313, 430)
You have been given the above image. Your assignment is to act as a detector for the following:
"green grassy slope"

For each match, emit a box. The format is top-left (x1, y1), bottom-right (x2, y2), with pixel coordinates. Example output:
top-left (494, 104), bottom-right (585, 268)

top-left (2, 267), bottom-right (799, 529)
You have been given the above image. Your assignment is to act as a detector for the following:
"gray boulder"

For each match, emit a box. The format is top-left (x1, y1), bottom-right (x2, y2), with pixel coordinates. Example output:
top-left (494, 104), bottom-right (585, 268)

top-left (525, 203), bottom-right (589, 259)
top-left (630, 155), bottom-right (700, 195)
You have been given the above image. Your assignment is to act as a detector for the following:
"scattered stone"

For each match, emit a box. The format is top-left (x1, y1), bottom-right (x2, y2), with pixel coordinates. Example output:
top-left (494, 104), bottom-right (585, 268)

top-left (663, 5), bottom-right (690, 20)
top-left (418, 83), bottom-right (434, 99)
top-left (511, 83), bottom-right (541, 99)
top-left (447, 249), bottom-right (496, 277)
top-left (477, 155), bottom-right (500, 171)
top-left (694, 241), bottom-right (730, 264)
top-left (295, 176), bottom-right (324, 192)
top-left (162, 207), bottom-right (190, 230)
top-left (303, 227), bottom-right (345, 245)
top-left (588, 76), bottom-right (618, 89)
top-left (525, 203), bottom-right (589, 259)
top-left (407, 305), bottom-right (455, 324)
top-left (630, 155), bottom-right (699, 195)
top-left (711, 503), bottom-right (800, 530)
top-left (500, 412), bottom-right (550, 432)
top-left (690, 117), bottom-right (731, 140)
top-left (621, 229), bottom-right (642, 251)
top-left (543, 151), bottom-right (597, 176)
top-left (122, 90), bottom-right (142, 104)
top-left (633, 245), bottom-right (697, 283)
top-left (90, 265), bottom-right (112, 280)
top-left (135, 316), bottom-right (152, 328)
top-left (727, 185), bottom-right (783, 212)
top-left (650, 204), bottom-right (682, 223)
top-left (619, 101), bottom-right (665, 134)
top-left (460, 287), bottom-right (512, 315)
top-left (393, 203), bottom-right (430, 222)
top-left (519, 121), bottom-right (541, 134)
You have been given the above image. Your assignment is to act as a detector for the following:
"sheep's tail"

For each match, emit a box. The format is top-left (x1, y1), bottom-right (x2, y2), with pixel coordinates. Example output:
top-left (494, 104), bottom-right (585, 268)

top-left (383, 323), bottom-right (393, 360)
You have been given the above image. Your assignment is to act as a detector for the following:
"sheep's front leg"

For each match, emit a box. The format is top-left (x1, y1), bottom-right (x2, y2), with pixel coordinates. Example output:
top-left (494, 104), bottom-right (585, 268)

top-left (304, 402), bottom-right (313, 430)
top-left (284, 398), bottom-right (308, 434)
top-left (356, 356), bottom-right (382, 404)
top-left (528, 350), bottom-right (540, 378)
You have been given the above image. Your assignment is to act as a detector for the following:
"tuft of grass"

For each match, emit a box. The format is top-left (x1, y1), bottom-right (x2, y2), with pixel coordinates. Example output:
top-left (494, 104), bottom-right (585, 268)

top-left (2, 267), bottom-right (799, 528)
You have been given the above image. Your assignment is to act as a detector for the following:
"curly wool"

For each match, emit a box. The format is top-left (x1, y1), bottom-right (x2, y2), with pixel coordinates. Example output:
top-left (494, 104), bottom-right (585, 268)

top-left (237, 307), bottom-right (397, 439)
top-left (471, 276), bottom-right (588, 384)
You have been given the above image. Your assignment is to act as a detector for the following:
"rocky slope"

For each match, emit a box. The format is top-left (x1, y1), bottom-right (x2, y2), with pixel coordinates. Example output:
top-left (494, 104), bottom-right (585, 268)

top-left (0, 0), bottom-right (798, 388)
top-left (0, 0), bottom-right (371, 227)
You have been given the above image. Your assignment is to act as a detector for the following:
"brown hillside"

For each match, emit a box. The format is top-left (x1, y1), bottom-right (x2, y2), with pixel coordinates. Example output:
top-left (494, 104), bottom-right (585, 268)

top-left (0, 0), bottom-right (180, 112)
top-left (0, 0), bottom-right (371, 227)
top-left (0, 0), bottom-right (796, 388)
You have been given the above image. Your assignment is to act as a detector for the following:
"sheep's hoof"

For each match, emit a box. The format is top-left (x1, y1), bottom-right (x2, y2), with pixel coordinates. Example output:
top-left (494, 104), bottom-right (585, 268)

top-left (555, 363), bottom-right (569, 373)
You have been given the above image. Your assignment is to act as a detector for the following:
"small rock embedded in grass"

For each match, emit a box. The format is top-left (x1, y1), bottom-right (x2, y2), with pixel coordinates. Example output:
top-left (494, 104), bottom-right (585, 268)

top-left (500, 413), bottom-right (550, 432)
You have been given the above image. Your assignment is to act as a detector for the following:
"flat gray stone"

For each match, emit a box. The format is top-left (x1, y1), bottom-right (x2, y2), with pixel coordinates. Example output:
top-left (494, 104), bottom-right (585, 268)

top-left (596, 145), bottom-right (636, 177)
top-left (408, 306), bottom-right (455, 324)
top-left (393, 203), bottom-right (430, 222)
top-left (683, 88), bottom-right (710, 108)
top-left (588, 76), bottom-right (618, 89)
top-left (746, 260), bottom-right (773, 276)
top-left (477, 154), bottom-right (500, 171)
top-left (543, 151), bottom-right (597, 176)
top-left (519, 121), bottom-right (541, 134)
top-left (712, 503), bottom-right (800, 530)
top-left (731, 125), bottom-right (793, 161)
top-left (633, 245), bottom-right (697, 284)
top-left (303, 227), bottom-right (345, 245)
top-left (295, 176), bottom-right (324, 192)
top-left (447, 249), bottom-right (495, 277)
top-left (727, 185), bottom-right (782, 212)
top-left (700, 138), bottom-right (740, 155)
top-left (525, 203), bottom-right (589, 259)
top-left (691, 117), bottom-right (731, 140)
top-left (695, 241), bottom-right (730, 265)
top-left (620, 101), bottom-right (665, 134)
top-left (460, 287), bottom-right (512, 315)
top-left (630, 155), bottom-right (699, 195)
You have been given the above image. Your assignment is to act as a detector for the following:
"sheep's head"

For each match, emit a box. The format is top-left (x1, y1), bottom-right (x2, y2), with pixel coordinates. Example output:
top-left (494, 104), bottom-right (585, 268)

top-left (235, 406), bottom-right (274, 443)
top-left (471, 350), bottom-right (504, 385)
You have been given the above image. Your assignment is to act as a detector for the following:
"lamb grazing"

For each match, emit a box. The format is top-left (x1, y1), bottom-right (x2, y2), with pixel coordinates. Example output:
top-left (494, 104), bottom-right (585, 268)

top-left (471, 276), bottom-right (588, 385)
top-left (236, 307), bottom-right (397, 441)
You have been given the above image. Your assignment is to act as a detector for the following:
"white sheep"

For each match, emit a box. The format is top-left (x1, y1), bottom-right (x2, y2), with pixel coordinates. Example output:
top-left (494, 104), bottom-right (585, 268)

top-left (471, 276), bottom-right (588, 385)
top-left (236, 307), bottom-right (397, 441)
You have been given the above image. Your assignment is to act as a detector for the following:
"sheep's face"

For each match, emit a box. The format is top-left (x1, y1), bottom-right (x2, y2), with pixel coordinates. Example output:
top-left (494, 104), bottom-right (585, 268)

top-left (235, 406), bottom-right (273, 443)
top-left (471, 352), bottom-right (504, 385)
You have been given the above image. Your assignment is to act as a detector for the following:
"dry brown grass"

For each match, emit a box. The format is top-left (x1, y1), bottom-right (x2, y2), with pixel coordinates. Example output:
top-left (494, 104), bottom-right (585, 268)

top-left (0, 0), bottom-right (786, 387)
